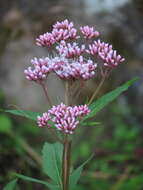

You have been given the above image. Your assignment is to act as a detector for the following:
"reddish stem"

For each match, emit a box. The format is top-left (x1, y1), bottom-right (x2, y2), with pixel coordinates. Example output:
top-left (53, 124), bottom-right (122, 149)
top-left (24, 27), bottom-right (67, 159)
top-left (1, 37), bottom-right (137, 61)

top-left (40, 82), bottom-right (52, 107)
top-left (88, 70), bottom-right (108, 105)
top-left (62, 135), bottom-right (71, 190)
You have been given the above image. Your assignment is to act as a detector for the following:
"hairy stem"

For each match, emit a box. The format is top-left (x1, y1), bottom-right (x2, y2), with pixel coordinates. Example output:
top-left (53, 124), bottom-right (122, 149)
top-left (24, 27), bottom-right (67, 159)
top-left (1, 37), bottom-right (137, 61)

top-left (40, 82), bottom-right (52, 107)
top-left (62, 135), bottom-right (71, 190)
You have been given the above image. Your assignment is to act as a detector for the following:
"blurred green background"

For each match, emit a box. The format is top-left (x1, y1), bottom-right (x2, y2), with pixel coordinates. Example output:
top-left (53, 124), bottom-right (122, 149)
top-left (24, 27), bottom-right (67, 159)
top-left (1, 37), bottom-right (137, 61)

top-left (0, 0), bottom-right (143, 189)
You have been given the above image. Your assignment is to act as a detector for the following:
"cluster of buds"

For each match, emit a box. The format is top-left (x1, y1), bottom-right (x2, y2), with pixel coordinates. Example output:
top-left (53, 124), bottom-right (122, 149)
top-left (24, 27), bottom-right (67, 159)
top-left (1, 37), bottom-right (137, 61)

top-left (36, 20), bottom-right (79, 47)
top-left (37, 103), bottom-right (90, 134)
top-left (24, 57), bottom-right (62, 82)
top-left (87, 40), bottom-right (125, 67)
top-left (56, 41), bottom-right (85, 58)
top-left (80, 26), bottom-right (99, 40)
top-left (53, 56), bottom-right (96, 80)
top-left (25, 19), bottom-right (125, 82)
top-left (36, 32), bottom-right (55, 47)
top-left (24, 57), bottom-right (54, 81)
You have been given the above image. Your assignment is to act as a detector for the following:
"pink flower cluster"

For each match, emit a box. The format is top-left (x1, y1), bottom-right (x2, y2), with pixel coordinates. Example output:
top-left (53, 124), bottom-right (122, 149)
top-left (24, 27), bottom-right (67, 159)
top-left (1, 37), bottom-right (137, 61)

top-left (80, 26), bottom-right (99, 40)
top-left (37, 112), bottom-right (51, 127)
top-left (87, 40), bottom-right (125, 67)
top-left (53, 56), bottom-right (96, 80)
top-left (25, 19), bottom-right (125, 82)
top-left (24, 57), bottom-right (53, 81)
top-left (37, 103), bottom-right (90, 134)
top-left (25, 56), bottom-right (96, 81)
top-left (36, 33), bottom-right (55, 47)
top-left (36, 20), bottom-right (79, 47)
top-left (56, 41), bottom-right (85, 58)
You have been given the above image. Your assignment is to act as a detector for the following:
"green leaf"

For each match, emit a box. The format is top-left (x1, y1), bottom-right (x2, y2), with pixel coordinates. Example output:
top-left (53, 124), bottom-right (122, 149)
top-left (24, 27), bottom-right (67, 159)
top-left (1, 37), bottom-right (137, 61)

top-left (3, 179), bottom-right (17, 190)
top-left (6, 110), bottom-right (40, 121)
top-left (14, 173), bottom-right (60, 190)
top-left (69, 154), bottom-right (94, 189)
top-left (42, 142), bottom-right (63, 188)
top-left (0, 114), bottom-right (12, 133)
top-left (84, 78), bottom-right (138, 120)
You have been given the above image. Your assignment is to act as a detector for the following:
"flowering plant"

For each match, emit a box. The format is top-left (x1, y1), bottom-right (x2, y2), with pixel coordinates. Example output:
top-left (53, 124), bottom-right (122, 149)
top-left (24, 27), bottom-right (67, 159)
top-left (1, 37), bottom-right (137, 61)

top-left (4, 19), bottom-right (137, 190)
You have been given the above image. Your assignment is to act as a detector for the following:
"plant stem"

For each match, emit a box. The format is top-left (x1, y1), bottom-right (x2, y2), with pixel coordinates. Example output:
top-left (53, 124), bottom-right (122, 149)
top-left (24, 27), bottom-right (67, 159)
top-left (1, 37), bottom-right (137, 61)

top-left (62, 135), bottom-right (71, 190)
top-left (65, 81), bottom-right (69, 105)
top-left (88, 74), bottom-right (106, 105)
top-left (73, 80), bottom-right (84, 103)
top-left (40, 82), bottom-right (52, 107)
top-left (62, 83), bottom-right (71, 190)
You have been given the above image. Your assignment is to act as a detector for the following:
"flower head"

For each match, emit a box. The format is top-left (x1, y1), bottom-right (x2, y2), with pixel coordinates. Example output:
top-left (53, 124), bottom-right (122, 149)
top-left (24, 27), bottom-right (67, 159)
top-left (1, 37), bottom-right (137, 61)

top-left (37, 103), bottom-right (90, 134)
top-left (37, 112), bottom-right (51, 127)
top-left (87, 40), bottom-right (125, 67)
top-left (36, 19), bottom-right (79, 48)
top-left (53, 56), bottom-right (97, 80)
top-left (24, 57), bottom-right (55, 82)
top-left (100, 49), bottom-right (125, 68)
top-left (53, 19), bottom-right (74, 30)
top-left (56, 41), bottom-right (85, 58)
top-left (36, 32), bottom-right (55, 47)
top-left (80, 26), bottom-right (99, 40)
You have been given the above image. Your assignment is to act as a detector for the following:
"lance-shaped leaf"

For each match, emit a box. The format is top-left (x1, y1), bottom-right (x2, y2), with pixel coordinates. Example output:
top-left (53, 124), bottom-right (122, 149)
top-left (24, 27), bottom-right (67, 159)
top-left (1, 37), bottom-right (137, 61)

top-left (69, 154), bottom-right (94, 189)
top-left (42, 142), bottom-right (63, 189)
top-left (5, 110), bottom-right (40, 121)
top-left (84, 78), bottom-right (138, 121)
top-left (14, 173), bottom-right (60, 190)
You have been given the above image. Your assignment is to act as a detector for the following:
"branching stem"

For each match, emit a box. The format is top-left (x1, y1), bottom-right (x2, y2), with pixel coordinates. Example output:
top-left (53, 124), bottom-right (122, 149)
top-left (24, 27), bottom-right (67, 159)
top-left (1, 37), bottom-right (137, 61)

top-left (40, 82), bottom-right (52, 107)
top-left (88, 71), bottom-right (107, 105)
